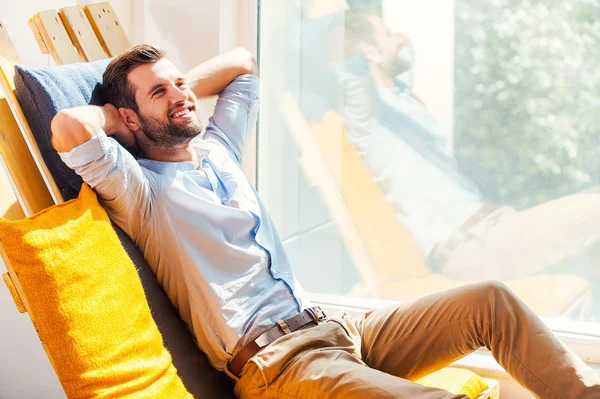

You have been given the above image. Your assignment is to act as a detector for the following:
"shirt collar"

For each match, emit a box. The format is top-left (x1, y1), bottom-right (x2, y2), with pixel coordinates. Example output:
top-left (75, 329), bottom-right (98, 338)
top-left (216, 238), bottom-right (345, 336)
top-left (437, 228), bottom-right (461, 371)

top-left (137, 138), bottom-right (211, 174)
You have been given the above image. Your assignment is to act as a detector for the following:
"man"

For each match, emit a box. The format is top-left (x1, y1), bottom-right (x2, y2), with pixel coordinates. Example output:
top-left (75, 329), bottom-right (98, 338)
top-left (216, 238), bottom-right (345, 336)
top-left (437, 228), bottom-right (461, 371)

top-left (51, 44), bottom-right (599, 398)
top-left (336, 7), bottom-right (600, 311)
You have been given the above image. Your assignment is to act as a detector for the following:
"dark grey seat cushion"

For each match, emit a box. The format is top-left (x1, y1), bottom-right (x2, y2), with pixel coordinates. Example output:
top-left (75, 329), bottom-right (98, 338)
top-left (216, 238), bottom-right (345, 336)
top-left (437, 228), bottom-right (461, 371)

top-left (114, 224), bottom-right (233, 397)
top-left (14, 61), bottom-right (234, 398)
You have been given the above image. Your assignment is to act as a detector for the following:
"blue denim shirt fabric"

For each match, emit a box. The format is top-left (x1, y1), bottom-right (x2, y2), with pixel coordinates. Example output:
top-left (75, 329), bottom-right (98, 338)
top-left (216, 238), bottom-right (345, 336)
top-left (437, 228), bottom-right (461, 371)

top-left (58, 74), bottom-right (309, 370)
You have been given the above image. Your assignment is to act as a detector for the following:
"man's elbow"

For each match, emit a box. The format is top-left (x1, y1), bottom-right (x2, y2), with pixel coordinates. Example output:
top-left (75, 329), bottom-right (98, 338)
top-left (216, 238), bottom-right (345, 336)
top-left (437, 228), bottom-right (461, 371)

top-left (50, 109), bottom-right (87, 153)
top-left (233, 47), bottom-right (258, 76)
top-left (51, 110), bottom-right (72, 152)
top-left (247, 56), bottom-right (258, 76)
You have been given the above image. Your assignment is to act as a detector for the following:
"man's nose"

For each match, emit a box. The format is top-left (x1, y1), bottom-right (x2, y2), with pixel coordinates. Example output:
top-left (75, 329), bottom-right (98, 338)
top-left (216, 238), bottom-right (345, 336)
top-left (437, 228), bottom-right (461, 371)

top-left (168, 84), bottom-right (189, 103)
top-left (394, 32), bottom-right (411, 47)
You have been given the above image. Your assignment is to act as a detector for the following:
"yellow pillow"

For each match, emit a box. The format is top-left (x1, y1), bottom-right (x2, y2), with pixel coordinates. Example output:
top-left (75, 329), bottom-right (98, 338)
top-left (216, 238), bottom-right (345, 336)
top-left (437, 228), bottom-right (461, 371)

top-left (0, 184), bottom-right (192, 398)
top-left (416, 367), bottom-right (489, 398)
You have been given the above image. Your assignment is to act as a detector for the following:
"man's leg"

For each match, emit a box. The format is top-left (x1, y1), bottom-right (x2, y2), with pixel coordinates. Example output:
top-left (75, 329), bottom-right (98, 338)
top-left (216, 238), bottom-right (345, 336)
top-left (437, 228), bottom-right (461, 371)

top-left (353, 281), bottom-right (600, 398)
top-left (233, 320), bottom-right (468, 399)
top-left (440, 191), bottom-right (600, 282)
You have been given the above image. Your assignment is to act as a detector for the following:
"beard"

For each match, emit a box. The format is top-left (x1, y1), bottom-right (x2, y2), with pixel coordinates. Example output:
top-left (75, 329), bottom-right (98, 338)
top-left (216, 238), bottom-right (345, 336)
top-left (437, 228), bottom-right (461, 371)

top-left (138, 111), bottom-right (204, 151)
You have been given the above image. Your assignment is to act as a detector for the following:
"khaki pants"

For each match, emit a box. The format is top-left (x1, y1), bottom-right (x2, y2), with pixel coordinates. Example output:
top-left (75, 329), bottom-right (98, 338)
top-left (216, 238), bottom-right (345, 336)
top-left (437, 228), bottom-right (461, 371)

top-left (438, 191), bottom-right (600, 282)
top-left (227, 282), bottom-right (600, 399)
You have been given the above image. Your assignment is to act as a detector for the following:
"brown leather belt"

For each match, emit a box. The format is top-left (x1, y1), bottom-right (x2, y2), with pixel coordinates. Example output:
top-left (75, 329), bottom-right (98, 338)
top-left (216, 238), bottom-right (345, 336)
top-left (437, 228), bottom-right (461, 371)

top-left (228, 306), bottom-right (327, 377)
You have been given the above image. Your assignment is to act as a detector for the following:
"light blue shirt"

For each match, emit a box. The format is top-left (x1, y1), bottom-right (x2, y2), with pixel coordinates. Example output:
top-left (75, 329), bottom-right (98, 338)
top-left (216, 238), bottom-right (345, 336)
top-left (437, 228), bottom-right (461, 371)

top-left (376, 87), bottom-right (485, 255)
top-left (59, 74), bottom-right (309, 370)
top-left (337, 69), bottom-right (484, 255)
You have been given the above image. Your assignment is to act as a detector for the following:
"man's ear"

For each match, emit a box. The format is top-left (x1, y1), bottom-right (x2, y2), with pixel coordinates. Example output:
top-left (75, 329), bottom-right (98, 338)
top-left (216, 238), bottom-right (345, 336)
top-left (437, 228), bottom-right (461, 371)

top-left (118, 107), bottom-right (141, 132)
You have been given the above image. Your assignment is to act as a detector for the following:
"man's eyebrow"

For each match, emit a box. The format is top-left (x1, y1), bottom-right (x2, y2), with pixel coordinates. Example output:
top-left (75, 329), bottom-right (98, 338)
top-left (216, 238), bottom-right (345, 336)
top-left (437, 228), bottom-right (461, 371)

top-left (148, 82), bottom-right (165, 96)
top-left (147, 77), bottom-right (186, 96)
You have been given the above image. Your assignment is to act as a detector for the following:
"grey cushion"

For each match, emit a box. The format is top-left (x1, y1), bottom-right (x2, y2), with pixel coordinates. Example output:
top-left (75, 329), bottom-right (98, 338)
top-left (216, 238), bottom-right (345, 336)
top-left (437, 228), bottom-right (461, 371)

top-left (14, 60), bottom-right (111, 200)
top-left (13, 62), bottom-right (234, 398)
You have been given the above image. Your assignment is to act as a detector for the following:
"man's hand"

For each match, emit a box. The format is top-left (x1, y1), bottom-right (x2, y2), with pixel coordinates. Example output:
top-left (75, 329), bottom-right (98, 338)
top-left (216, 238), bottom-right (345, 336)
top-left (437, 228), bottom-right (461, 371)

top-left (185, 47), bottom-right (258, 99)
top-left (102, 104), bottom-right (137, 148)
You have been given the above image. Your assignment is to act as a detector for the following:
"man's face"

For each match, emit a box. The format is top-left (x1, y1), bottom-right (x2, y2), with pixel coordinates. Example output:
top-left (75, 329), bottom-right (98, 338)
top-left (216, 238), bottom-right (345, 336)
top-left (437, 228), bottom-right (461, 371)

top-left (128, 58), bottom-right (203, 148)
top-left (365, 15), bottom-right (411, 78)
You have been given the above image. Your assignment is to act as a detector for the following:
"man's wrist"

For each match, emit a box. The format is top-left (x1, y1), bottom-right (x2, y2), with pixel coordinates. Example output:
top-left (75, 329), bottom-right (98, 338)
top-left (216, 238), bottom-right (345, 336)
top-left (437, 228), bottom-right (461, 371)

top-left (101, 104), bottom-right (121, 136)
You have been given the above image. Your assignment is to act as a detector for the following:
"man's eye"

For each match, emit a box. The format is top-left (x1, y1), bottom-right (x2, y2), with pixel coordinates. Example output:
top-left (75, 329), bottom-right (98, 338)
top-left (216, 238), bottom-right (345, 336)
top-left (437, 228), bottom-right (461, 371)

top-left (177, 82), bottom-right (186, 88)
top-left (153, 88), bottom-right (165, 96)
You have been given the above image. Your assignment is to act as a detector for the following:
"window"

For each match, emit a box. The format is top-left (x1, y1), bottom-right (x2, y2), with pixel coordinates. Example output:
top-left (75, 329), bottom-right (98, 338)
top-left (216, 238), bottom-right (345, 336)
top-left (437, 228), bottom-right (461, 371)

top-left (257, 0), bottom-right (600, 335)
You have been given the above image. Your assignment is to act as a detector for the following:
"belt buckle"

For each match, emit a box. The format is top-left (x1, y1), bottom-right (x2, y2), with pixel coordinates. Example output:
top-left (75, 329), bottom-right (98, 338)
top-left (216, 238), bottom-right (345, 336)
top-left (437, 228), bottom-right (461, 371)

top-left (308, 306), bottom-right (327, 324)
top-left (317, 309), bottom-right (327, 323)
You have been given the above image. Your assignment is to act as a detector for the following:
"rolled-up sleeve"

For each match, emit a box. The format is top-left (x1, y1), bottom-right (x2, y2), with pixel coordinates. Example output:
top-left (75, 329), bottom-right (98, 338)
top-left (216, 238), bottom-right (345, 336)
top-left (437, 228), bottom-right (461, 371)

top-left (58, 131), bottom-right (154, 229)
top-left (203, 74), bottom-right (259, 165)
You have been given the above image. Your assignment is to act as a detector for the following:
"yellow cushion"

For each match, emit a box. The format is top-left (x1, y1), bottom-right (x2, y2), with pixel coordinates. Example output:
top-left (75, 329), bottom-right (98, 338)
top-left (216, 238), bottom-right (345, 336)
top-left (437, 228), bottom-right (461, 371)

top-left (416, 367), bottom-right (489, 398)
top-left (0, 184), bottom-right (192, 398)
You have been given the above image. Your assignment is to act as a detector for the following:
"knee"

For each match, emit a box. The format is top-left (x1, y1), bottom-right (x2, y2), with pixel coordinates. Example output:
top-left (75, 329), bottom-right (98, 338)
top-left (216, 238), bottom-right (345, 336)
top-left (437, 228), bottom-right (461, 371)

top-left (477, 280), bottom-right (517, 302)
top-left (481, 280), bottom-right (510, 292)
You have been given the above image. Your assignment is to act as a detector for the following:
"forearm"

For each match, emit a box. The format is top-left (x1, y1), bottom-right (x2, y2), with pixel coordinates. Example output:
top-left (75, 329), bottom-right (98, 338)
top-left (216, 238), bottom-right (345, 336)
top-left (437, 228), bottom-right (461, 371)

top-left (185, 47), bottom-right (258, 99)
top-left (51, 104), bottom-right (124, 153)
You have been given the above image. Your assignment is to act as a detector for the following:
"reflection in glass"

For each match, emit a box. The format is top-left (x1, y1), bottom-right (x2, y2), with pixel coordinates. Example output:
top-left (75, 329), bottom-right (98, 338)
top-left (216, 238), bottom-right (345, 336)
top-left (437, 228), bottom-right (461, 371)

top-left (260, 0), bottom-right (600, 325)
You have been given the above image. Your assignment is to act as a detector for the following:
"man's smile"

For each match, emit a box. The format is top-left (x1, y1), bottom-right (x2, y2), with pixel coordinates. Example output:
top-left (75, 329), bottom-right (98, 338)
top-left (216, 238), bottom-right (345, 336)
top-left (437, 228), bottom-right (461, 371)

top-left (169, 105), bottom-right (196, 120)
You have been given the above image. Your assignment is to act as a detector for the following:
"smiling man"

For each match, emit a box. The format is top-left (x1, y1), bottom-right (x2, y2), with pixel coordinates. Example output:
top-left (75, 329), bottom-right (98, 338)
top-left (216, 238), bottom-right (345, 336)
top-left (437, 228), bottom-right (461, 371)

top-left (51, 44), bottom-right (600, 398)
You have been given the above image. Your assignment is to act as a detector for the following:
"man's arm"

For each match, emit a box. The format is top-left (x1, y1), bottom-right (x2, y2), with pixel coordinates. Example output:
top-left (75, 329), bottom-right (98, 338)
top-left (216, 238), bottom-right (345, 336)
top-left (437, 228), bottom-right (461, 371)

top-left (51, 103), bottom-right (135, 153)
top-left (185, 46), bottom-right (258, 99)
top-left (52, 104), bottom-right (153, 232)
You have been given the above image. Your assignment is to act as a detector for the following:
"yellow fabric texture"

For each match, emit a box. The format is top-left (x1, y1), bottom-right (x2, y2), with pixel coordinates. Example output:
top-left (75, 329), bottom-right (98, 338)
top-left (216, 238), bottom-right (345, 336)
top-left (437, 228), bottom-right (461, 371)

top-left (0, 184), bottom-right (192, 398)
top-left (416, 367), bottom-right (489, 398)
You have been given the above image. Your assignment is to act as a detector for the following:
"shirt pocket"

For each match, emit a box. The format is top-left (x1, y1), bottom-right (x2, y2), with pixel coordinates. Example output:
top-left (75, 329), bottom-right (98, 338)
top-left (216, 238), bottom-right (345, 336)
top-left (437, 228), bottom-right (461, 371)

top-left (220, 158), bottom-right (261, 215)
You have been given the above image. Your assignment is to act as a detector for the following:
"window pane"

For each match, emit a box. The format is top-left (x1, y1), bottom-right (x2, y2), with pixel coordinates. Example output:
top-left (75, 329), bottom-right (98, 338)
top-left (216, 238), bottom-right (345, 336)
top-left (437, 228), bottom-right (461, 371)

top-left (258, 0), bottom-right (600, 328)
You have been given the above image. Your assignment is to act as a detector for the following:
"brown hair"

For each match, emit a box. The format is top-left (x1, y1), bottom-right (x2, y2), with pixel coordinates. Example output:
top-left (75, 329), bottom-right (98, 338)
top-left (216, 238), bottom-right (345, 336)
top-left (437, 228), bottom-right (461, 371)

top-left (343, 6), bottom-right (381, 55)
top-left (102, 44), bottom-right (167, 112)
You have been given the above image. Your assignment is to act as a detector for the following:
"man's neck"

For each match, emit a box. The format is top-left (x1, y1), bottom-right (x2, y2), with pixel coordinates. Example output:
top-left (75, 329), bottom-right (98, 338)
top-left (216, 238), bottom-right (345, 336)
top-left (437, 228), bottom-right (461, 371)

top-left (142, 142), bottom-right (200, 169)
top-left (369, 64), bottom-right (395, 88)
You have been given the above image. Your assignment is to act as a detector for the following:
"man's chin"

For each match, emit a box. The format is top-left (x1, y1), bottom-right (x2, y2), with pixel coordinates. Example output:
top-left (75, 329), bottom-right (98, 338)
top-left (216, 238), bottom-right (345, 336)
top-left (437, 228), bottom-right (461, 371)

top-left (170, 116), bottom-right (202, 130)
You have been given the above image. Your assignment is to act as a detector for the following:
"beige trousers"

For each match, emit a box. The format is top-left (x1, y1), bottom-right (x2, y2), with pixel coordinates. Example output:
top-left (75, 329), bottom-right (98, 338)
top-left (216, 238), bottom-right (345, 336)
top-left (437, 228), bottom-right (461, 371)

top-left (228, 282), bottom-right (600, 399)
top-left (438, 191), bottom-right (600, 282)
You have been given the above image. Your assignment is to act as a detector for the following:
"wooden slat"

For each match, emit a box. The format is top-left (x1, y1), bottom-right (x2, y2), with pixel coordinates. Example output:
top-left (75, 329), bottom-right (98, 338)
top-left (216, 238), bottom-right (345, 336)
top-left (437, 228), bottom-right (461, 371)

top-left (336, 121), bottom-right (431, 280)
top-left (0, 22), bottom-right (63, 205)
top-left (281, 92), bottom-right (381, 297)
top-left (59, 6), bottom-right (108, 62)
top-left (0, 245), bottom-right (33, 316)
top-left (84, 2), bottom-right (130, 57)
top-left (0, 22), bottom-right (59, 215)
top-left (310, 111), bottom-right (430, 281)
top-left (29, 9), bottom-right (82, 66)
top-left (310, 111), bottom-right (429, 281)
